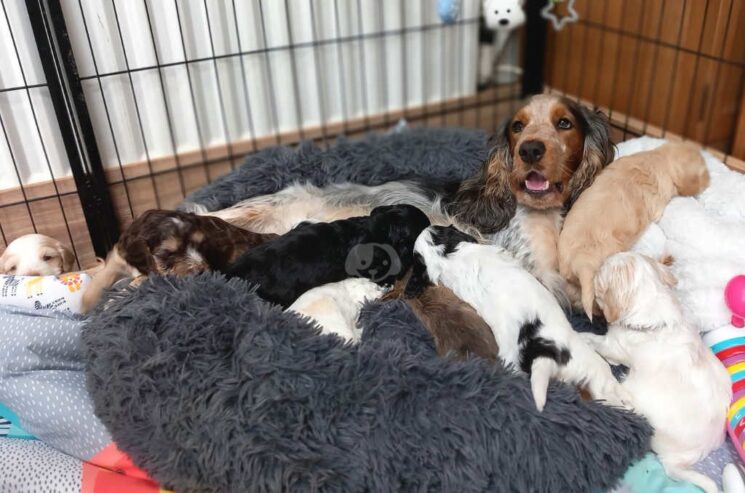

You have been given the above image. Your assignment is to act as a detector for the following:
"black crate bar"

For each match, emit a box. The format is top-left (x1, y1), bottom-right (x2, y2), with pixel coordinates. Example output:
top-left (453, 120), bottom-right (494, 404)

top-left (522, 0), bottom-right (546, 97)
top-left (25, 0), bottom-right (120, 257)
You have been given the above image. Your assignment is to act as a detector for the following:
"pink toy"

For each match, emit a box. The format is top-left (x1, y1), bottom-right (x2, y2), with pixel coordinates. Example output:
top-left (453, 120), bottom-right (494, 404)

top-left (726, 275), bottom-right (745, 328)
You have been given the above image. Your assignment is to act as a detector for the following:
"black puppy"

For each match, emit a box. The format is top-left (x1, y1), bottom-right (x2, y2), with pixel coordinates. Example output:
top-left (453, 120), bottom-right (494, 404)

top-left (224, 204), bottom-right (430, 308)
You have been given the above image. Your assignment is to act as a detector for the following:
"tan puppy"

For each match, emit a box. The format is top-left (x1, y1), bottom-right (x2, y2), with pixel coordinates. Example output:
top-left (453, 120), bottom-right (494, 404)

top-left (0, 234), bottom-right (75, 276)
top-left (558, 142), bottom-right (709, 318)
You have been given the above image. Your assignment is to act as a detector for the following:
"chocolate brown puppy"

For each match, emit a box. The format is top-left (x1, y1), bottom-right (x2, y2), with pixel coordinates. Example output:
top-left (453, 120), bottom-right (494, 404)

top-left (384, 266), bottom-right (498, 361)
top-left (82, 209), bottom-right (276, 312)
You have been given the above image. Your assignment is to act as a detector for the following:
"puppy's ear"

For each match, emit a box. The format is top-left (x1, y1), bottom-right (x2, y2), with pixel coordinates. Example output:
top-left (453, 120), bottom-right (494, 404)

top-left (376, 207), bottom-right (428, 255)
top-left (55, 242), bottom-right (75, 273)
top-left (649, 258), bottom-right (678, 288)
top-left (566, 105), bottom-right (614, 208)
top-left (0, 250), bottom-right (12, 274)
top-left (594, 259), bottom-right (634, 324)
top-left (448, 123), bottom-right (516, 234)
top-left (384, 220), bottom-right (417, 261)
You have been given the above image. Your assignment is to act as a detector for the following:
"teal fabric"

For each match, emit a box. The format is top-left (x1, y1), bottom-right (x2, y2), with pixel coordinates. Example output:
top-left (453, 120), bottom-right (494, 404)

top-left (620, 455), bottom-right (703, 493)
top-left (0, 402), bottom-right (35, 440)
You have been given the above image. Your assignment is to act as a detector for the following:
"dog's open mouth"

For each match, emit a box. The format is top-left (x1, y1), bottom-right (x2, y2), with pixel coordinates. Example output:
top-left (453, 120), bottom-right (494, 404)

top-left (524, 171), bottom-right (552, 194)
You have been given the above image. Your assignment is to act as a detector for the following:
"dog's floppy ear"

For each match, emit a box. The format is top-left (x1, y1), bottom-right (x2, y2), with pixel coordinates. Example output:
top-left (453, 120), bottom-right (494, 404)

top-left (374, 205), bottom-right (429, 250)
top-left (0, 249), bottom-right (13, 274)
top-left (565, 104), bottom-right (615, 208)
top-left (648, 257), bottom-right (678, 288)
top-left (55, 241), bottom-right (75, 272)
top-left (594, 258), bottom-right (635, 324)
top-left (448, 123), bottom-right (516, 234)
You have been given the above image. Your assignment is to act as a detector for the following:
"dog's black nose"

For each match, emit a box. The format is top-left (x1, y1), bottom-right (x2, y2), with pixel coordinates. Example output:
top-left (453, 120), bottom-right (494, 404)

top-left (499, 19), bottom-right (509, 26)
top-left (519, 140), bottom-right (546, 164)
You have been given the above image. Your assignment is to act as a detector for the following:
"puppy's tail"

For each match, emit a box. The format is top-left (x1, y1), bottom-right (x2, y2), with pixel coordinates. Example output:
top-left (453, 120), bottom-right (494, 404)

top-left (80, 248), bottom-right (131, 313)
top-left (577, 264), bottom-right (596, 321)
top-left (530, 358), bottom-right (558, 412)
top-left (722, 463), bottom-right (745, 493)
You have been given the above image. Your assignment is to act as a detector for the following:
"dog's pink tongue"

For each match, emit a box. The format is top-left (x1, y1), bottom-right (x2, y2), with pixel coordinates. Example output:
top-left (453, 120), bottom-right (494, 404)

top-left (525, 172), bottom-right (550, 192)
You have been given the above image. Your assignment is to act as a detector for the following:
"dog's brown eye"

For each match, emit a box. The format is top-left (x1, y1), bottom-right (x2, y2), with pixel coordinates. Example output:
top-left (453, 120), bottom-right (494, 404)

top-left (511, 121), bottom-right (524, 133)
top-left (557, 118), bottom-right (573, 130)
top-left (42, 255), bottom-right (53, 261)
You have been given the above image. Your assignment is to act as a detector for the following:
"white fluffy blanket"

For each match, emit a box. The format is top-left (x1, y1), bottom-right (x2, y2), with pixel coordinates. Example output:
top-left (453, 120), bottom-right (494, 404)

top-left (619, 137), bottom-right (745, 333)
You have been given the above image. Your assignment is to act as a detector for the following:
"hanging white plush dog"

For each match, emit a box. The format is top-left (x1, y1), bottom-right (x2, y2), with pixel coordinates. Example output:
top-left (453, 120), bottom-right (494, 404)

top-left (479, 0), bottom-right (525, 86)
top-left (483, 0), bottom-right (525, 30)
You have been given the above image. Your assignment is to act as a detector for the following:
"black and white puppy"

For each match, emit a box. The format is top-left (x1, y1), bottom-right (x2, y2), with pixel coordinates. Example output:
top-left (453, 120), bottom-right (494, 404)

top-left (225, 205), bottom-right (430, 308)
top-left (413, 225), bottom-right (629, 411)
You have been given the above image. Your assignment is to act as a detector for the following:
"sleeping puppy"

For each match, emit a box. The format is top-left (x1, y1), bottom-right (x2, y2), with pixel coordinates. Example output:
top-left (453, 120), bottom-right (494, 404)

top-left (581, 252), bottom-right (730, 493)
top-left (414, 225), bottom-right (629, 411)
top-left (287, 278), bottom-right (386, 343)
top-left (558, 142), bottom-right (710, 318)
top-left (383, 267), bottom-right (498, 361)
top-left (1, 234), bottom-right (75, 275)
top-left (226, 205), bottom-right (430, 308)
top-left (81, 210), bottom-right (276, 312)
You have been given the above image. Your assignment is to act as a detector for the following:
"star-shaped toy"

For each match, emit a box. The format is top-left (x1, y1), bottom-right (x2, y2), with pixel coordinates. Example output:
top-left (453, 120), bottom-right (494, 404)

top-left (541, 0), bottom-right (579, 31)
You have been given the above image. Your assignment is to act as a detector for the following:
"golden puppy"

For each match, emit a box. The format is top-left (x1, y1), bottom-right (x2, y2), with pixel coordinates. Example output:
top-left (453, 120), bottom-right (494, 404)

top-left (558, 142), bottom-right (709, 318)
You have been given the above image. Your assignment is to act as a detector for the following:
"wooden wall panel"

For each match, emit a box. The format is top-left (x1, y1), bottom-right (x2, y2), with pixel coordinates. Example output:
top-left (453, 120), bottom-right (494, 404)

top-left (546, 0), bottom-right (745, 159)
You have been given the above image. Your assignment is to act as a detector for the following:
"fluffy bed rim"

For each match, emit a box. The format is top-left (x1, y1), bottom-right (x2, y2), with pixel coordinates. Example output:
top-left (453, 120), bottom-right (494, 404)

top-left (83, 272), bottom-right (650, 493)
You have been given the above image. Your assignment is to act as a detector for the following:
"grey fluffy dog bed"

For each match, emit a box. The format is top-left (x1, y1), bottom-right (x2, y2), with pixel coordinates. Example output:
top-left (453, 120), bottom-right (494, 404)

top-left (84, 128), bottom-right (646, 491)
top-left (181, 127), bottom-right (488, 212)
top-left (84, 274), bottom-right (650, 493)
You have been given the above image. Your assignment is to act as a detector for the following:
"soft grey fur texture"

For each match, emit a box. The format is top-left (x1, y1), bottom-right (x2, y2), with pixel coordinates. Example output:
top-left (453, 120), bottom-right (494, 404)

top-left (83, 273), bottom-right (651, 493)
top-left (180, 128), bottom-right (488, 212)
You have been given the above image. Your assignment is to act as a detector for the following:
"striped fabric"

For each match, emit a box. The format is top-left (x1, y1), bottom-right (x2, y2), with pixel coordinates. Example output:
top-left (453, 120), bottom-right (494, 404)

top-left (705, 327), bottom-right (745, 464)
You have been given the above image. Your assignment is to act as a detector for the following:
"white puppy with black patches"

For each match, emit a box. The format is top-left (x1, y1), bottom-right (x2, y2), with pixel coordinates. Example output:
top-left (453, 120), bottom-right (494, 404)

top-left (413, 225), bottom-right (629, 411)
top-left (583, 252), bottom-right (731, 493)
top-left (288, 278), bottom-right (386, 343)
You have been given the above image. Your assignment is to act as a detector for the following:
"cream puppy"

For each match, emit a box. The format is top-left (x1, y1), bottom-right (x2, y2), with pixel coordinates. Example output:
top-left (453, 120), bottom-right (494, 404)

top-left (1, 234), bottom-right (75, 276)
top-left (287, 278), bottom-right (386, 343)
top-left (583, 252), bottom-right (731, 493)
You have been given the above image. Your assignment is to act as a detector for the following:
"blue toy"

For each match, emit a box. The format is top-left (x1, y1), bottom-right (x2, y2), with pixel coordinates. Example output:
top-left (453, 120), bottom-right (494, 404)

top-left (437, 0), bottom-right (461, 24)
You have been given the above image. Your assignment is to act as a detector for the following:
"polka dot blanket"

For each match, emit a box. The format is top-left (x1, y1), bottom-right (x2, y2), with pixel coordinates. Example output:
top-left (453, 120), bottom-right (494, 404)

top-left (0, 304), bottom-right (161, 492)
